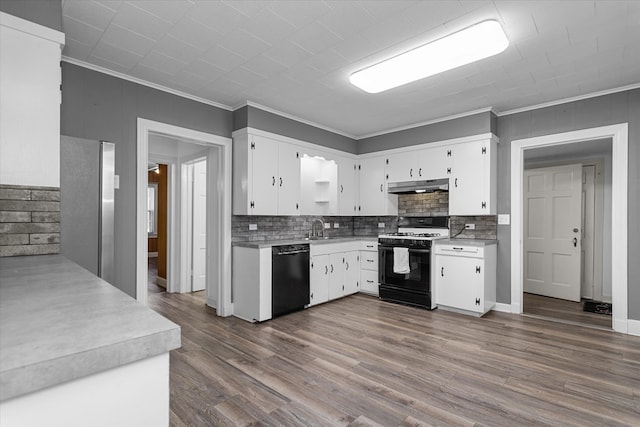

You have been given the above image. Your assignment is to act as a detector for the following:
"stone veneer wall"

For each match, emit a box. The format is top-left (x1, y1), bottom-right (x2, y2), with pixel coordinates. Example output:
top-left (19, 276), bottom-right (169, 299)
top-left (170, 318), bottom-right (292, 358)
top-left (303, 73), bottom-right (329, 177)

top-left (0, 184), bottom-right (61, 256)
top-left (449, 215), bottom-right (497, 240)
top-left (232, 215), bottom-right (398, 242)
top-left (398, 192), bottom-right (448, 216)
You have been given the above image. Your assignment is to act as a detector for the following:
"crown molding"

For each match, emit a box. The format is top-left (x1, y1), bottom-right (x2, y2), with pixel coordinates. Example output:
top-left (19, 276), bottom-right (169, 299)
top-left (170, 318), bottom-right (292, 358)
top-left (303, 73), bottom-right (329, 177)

top-left (234, 101), bottom-right (358, 140)
top-left (357, 107), bottom-right (497, 140)
top-left (497, 83), bottom-right (640, 117)
top-left (61, 56), bottom-right (233, 111)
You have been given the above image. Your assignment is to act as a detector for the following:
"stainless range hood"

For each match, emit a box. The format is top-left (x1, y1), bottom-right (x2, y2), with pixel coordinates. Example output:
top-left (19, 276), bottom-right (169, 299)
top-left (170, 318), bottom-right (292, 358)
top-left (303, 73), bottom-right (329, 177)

top-left (387, 178), bottom-right (449, 194)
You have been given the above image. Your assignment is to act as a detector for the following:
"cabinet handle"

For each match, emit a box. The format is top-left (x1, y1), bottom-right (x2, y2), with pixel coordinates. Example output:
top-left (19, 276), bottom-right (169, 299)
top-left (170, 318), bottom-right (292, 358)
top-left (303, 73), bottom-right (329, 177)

top-left (311, 292), bottom-right (314, 299)
top-left (330, 264), bottom-right (334, 273)
top-left (441, 267), bottom-right (444, 277)
top-left (409, 168), bottom-right (413, 178)
top-left (342, 285), bottom-right (344, 291)
top-left (367, 259), bottom-right (374, 263)
top-left (340, 184), bottom-right (344, 193)
top-left (380, 184), bottom-right (383, 192)
top-left (418, 168), bottom-right (422, 177)
top-left (366, 280), bottom-right (374, 284)
top-left (311, 262), bottom-right (314, 269)
top-left (325, 266), bottom-right (328, 275)
top-left (366, 244), bottom-right (374, 248)
top-left (346, 261), bottom-right (349, 270)
top-left (280, 177), bottom-right (283, 187)
top-left (454, 178), bottom-right (458, 188)
top-left (272, 176), bottom-right (275, 186)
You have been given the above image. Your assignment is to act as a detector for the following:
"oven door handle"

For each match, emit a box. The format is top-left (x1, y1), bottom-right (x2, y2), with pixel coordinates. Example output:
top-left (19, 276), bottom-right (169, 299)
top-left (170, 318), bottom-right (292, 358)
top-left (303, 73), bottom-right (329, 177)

top-left (379, 247), bottom-right (431, 254)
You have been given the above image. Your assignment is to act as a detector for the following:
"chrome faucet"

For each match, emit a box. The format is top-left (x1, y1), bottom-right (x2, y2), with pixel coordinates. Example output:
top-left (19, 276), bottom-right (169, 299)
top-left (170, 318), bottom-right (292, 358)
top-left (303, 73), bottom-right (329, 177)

top-left (311, 218), bottom-right (325, 239)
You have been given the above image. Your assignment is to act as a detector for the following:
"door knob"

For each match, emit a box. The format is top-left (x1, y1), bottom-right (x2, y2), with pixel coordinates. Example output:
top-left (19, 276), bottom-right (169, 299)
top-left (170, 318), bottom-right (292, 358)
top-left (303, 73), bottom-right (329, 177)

top-left (573, 228), bottom-right (579, 233)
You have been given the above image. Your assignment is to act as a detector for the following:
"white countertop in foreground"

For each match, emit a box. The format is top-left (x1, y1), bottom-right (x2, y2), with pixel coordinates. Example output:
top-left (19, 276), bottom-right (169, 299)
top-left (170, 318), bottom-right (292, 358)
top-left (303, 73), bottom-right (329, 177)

top-left (0, 255), bottom-right (181, 401)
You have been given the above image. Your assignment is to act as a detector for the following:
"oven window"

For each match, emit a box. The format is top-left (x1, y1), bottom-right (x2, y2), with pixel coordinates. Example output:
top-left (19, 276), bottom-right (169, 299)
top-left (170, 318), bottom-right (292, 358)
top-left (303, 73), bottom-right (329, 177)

top-left (380, 248), bottom-right (431, 292)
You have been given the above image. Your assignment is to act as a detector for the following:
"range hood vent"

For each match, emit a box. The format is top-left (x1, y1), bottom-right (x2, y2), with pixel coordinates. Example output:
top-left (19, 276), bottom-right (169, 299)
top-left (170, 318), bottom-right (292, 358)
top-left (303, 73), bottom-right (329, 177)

top-left (387, 178), bottom-right (449, 194)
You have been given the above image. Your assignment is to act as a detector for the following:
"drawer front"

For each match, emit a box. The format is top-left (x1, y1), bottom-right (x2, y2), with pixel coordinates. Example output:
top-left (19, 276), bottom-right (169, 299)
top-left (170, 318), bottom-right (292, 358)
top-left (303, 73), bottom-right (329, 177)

top-left (434, 245), bottom-right (483, 258)
top-left (360, 269), bottom-right (379, 295)
top-left (360, 250), bottom-right (378, 271)
top-left (360, 241), bottom-right (378, 251)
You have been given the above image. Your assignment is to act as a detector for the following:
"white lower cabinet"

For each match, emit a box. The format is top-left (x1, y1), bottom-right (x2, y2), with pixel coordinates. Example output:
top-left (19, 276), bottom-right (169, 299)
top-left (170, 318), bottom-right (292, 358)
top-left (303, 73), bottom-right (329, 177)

top-left (359, 241), bottom-right (379, 296)
top-left (434, 242), bottom-right (497, 316)
top-left (232, 246), bottom-right (272, 322)
top-left (309, 254), bottom-right (330, 307)
top-left (310, 242), bottom-right (360, 305)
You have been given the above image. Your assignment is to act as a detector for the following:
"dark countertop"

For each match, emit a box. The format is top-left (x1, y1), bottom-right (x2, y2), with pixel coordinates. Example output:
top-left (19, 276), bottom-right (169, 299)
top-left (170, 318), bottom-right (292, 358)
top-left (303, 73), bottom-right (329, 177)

top-left (0, 255), bottom-right (181, 401)
top-left (233, 236), bottom-right (378, 249)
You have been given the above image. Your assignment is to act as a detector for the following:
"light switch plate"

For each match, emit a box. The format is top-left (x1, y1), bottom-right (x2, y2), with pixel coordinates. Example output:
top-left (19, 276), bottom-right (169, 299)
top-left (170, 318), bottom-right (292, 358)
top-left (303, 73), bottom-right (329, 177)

top-left (378, 222), bottom-right (385, 228)
top-left (333, 223), bottom-right (339, 228)
top-left (498, 214), bottom-right (510, 225)
top-left (114, 175), bottom-right (120, 189)
top-left (248, 224), bottom-right (257, 231)
top-left (324, 222), bottom-right (330, 229)
top-left (465, 223), bottom-right (476, 230)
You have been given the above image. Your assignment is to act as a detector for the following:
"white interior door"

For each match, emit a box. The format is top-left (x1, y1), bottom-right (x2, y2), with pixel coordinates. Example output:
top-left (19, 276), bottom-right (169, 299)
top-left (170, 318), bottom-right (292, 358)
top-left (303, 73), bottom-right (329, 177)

top-left (581, 165), bottom-right (596, 299)
top-left (192, 159), bottom-right (207, 292)
top-left (524, 164), bottom-right (582, 301)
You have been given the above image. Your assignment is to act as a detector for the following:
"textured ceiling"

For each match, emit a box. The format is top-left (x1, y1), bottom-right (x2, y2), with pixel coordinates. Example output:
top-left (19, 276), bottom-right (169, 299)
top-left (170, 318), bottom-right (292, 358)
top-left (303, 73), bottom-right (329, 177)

top-left (61, 0), bottom-right (640, 138)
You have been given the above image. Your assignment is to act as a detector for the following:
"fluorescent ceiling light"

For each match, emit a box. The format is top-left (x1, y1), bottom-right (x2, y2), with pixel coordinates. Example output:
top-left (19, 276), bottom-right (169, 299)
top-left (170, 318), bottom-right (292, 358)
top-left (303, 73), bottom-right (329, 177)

top-left (350, 20), bottom-right (509, 94)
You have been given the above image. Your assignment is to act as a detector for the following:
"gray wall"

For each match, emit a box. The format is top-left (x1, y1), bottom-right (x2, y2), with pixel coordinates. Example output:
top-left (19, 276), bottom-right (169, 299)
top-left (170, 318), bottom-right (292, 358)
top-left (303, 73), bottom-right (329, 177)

top-left (61, 63), bottom-right (232, 298)
top-left (357, 111), bottom-right (496, 154)
top-left (233, 105), bottom-right (358, 154)
top-left (496, 89), bottom-right (640, 320)
top-left (0, 0), bottom-right (61, 31)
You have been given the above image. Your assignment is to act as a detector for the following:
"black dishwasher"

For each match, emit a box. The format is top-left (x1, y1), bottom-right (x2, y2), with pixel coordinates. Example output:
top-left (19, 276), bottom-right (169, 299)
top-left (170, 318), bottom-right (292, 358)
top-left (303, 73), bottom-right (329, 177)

top-left (272, 244), bottom-right (310, 318)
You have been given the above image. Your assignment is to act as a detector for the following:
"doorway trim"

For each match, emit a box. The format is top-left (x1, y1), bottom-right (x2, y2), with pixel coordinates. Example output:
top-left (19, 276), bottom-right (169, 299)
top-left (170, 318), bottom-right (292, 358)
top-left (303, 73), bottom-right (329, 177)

top-left (511, 123), bottom-right (628, 333)
top-left (137, 118), bottom-right (233, 316)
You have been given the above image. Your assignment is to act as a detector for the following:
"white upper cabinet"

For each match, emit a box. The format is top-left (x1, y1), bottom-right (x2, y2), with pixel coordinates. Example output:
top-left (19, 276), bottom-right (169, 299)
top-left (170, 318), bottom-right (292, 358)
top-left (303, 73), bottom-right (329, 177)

top-left (385, 151), bottom-right (418, 183)
top-left (336, 156), bottom-right (358, 215)
top-left (358, 156), bottom-right (398, 216)
top-left (417, 146), bottom-right (453, 180)
top-left (233, 131), bottom-right (301, 215)
top-left (300, 154), bottom-right (338, 215)
top-left (277, 141), bottom-right (302, 215)
top-left (449, 138), bottom-right (497, 215)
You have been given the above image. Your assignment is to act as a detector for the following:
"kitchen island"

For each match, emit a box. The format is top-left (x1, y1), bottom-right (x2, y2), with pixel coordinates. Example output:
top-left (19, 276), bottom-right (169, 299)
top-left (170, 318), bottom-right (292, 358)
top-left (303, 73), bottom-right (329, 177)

top-left (0, 255), bottom-right (181, 427)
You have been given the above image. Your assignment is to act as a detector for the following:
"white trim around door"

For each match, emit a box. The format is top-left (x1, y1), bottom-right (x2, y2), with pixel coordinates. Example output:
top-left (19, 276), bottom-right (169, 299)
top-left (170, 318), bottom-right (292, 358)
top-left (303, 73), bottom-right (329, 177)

top-left (511, 123), bottom-right (628, 334)
top-left (137, 118), bottom-right (233, 316)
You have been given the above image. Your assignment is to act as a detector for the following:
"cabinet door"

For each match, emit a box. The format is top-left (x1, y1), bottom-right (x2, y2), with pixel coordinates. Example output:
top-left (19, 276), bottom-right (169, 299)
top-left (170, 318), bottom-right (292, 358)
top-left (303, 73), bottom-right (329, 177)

top-left (337, 156), bottom-right (358, 215)
top-left (358, 156), bottom-right (398, 215)
top-left (277, 142), bottom-right (301, 215)
top-left (309, 255), bottom-right (329, 306)
top-left (343, 251), bottom-right (360, 295)
top-left (418, 146), bottom-right (452, 180)
top-left (435, 255), bottom-right (481, 312)
top-left (449, 141), bottom-right (491, 215)
top-left (385, 152), bottom-right (418, 183)
top-left (328, 253), bottom-right (345, 299)
top-left (250, 135), bottom-right (279, 215)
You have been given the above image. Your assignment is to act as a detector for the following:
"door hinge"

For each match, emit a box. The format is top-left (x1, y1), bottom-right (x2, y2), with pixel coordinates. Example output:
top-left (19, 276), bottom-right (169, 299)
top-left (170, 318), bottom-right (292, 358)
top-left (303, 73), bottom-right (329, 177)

top-left (481, 146), bottom-right (486, 154)
top-left (311, 292), bottom-right (314, 299)
top-left (311, 262), bottom-right (314, 269)
top-left (354, 164), bottom-right (356, 170)
top-left (447, 149), bottom-right (452, 157)
top-left (386, 158), bottom-right (389, 165)
top-left (250, 201), bottom-right (255, 208)
top-left (296, 203), bottom-right (299, 210)
top-left (475, 298), bottom-right (481, 305)
top-left (476, 266), bottom-right (481, 273)
top-left (447, 167), bottom-right (451, 174)
top-left (481, 201), bottom-right (486, 209)
top-left (358, 164), bottom-right (361, 170)
top-left (251, 142), bottom-right (255, 150)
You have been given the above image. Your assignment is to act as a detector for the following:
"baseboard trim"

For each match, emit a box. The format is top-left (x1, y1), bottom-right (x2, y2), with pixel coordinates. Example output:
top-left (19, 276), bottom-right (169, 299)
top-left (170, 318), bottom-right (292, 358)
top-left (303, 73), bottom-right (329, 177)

top-left (493, 303), bottom-right (512, 313)
top-left (627, 319), bottom-right (640, 336)
top-left (156, 277), bottom-right (166, 288)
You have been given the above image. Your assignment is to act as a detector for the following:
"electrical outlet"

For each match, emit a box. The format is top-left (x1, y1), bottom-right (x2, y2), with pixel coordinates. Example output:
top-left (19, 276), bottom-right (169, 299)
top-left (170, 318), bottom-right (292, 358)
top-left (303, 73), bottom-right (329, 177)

top-left (248, 224), bottom-right (257, 231)
top-left (465, 223), bottom-right (476, 230)
top-left (378, 222), bottom-right (385, 228)
top-left (324, 222), bottom-right (330, 229)
top-left (333, 223), bottom-right (339, 228)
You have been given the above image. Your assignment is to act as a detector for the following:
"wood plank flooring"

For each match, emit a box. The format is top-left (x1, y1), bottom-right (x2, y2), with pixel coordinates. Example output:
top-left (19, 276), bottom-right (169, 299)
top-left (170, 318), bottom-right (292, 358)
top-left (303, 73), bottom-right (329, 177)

top-left (523, 292), bottom-right (612, 329)
top-left (148, 291), bottom-right (640, 427)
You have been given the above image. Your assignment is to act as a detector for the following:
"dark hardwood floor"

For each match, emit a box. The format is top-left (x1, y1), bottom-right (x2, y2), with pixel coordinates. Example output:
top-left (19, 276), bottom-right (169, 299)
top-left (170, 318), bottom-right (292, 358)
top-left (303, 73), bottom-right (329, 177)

top-left (523, 292), bottom-right (612, 329)
top-left (148, 291), bottom-right (640, 427)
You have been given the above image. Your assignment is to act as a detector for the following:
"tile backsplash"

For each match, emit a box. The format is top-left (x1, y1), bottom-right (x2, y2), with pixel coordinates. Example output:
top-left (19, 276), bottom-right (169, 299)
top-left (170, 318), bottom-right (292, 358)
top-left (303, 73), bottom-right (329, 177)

top-left (398, 192), bottom-right (448, 216)
top-left (0, 184), bottom-right (61, 257)
top-left (449, 216), bottom-right (497, 240)
top-left (232, 215), bottom-right (397, 242)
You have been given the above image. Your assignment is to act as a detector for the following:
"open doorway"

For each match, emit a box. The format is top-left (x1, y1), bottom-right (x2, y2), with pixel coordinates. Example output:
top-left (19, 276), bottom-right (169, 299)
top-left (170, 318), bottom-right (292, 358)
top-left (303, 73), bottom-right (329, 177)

top-left (521, 141), bottom-right (611, 329)
top-left (147, 162), bottom-right (167, 295)
top-left (136, 119), bottom-right (233, 317)
top-left (511, 123), bottom-right (629, 334)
